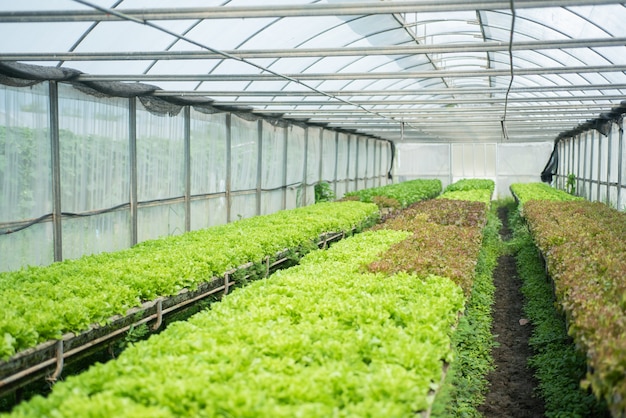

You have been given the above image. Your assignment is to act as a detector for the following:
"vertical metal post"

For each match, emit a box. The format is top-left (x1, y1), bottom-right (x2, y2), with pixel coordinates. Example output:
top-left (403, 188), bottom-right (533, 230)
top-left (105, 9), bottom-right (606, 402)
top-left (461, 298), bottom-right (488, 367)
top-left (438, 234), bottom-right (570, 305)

top-left (49, 82), bottom-right (62, 262)
top-left (618, 117), bottom-right (624, 210)
top-left (589, 131), bottom-right (595, 201)
top-left (282, 126), bottom-right (288, 210)
top-left (184, 106), bottom-right (191, 232)
top-left (129, 98), bottom-right (138, 246)
top-left (333, 132), bottom-right (339, 197)
top-left (576, 133), bottom-right (581, 197)
top-left (225, 114), bottom-right (232, 222)
top-left (597, 132), bottom-right (602, 202)
top-left (370, 139), bottom-right (380, 187)
top-left (605, 122), bottom-right (613, 205)
top-left (256, 120), bottom-right (263, 216)
top-left (301, 127), bottom-right (308, 207)
top-left (318, 129), bottom-right (324, 184)
top-left (582, 133), bottom-right (588, 199)
top-left (354, 136), bottom-right (360, 191)
top-left (345, 135), bottom-right (351, 192)
top-left (365, 138), bottom-right (370, 187)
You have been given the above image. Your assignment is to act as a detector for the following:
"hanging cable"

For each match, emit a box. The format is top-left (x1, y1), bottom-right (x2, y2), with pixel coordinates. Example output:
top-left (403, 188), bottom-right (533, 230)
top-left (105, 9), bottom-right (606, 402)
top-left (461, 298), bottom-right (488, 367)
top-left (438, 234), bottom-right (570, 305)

top-left (501, 0), bottom-right (516, 141)
top-left (71, 0), bottom-right (425, 137)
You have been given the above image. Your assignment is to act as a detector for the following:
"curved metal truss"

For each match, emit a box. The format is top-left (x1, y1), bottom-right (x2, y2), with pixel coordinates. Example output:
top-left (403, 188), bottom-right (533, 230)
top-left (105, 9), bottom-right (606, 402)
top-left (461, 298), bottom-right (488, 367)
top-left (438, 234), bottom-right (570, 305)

top-left (1, 0), bottom-right (626, 142)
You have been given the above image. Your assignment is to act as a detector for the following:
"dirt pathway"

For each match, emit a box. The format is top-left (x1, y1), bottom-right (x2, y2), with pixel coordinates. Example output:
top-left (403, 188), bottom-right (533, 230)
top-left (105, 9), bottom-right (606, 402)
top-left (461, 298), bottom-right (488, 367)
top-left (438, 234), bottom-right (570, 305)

top-left (478, 206), bottom-right (545, 417)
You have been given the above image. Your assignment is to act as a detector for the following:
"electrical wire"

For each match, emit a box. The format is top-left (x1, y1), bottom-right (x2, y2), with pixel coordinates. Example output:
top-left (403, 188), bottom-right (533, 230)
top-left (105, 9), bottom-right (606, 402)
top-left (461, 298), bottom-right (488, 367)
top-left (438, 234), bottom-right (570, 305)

top-left (501, 0), bottom-right (516, 140)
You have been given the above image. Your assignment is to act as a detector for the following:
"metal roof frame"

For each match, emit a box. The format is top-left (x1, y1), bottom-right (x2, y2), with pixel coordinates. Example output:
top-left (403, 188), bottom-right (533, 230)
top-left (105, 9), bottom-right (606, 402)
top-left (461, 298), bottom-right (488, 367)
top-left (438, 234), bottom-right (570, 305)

top-left (1, 0), bottom-right (626, 143)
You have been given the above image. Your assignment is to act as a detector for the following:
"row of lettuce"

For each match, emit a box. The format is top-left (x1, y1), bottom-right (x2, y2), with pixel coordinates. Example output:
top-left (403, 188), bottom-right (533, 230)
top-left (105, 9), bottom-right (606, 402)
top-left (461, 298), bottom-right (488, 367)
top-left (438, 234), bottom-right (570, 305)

top-left (510, 182), bottom-right (626, 416)
top-left (3, 178), bottom-right (497, 416)
top-left (0, 201), bottom-right (381, 360)
top-left (0, 179), bottom-right (443, 360)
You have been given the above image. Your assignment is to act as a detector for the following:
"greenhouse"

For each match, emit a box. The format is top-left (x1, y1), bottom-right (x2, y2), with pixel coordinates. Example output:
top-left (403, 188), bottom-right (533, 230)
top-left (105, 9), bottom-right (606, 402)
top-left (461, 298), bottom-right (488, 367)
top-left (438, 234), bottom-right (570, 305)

top-left (1, 1), bottom-right (626, 417)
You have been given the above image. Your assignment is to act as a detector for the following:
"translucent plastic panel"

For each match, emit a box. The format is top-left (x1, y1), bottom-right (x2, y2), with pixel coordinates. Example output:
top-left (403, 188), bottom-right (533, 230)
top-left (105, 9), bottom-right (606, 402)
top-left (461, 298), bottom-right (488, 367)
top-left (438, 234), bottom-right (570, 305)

top-left (0, 222), bottom-right (53, 272)
top-left (261, 189), bottom-right (284, 215)
top-left (62, 210), bottom-right (130, 260)
top-left (136, 102), bottom-right (184, 202)
top-left (396, 143), bottom-right (450, 177)
top-left (516, 8), bottom-right (613, 39)
top-left (321, 130), bottom-right (337, 182)
top-left (138, 202), bottom-right (185, 243)
top-left (285, 125), bottom-right (305, 186)
top-left (240, 16), bottom-right (343, 49)
top-left (355, 137), bottom-right (368, 190)
top-left (346, 135), bottom-right (358, 193)
top-left (286, 125), bottom-right (305, 207)
top-left (452, 143), bottom-right (497, 179)
top-left (0, 22), bottom-right (93, 54)
top-left (307, 127), bottom-right (321, 185)
top-left (190, 197), bottom-right (227, 230)
top-left (0, 83), bottom-right (51, 222)
top-left (335, 133), bottom-right (349, 198)
top-left (496, 142), bottom-right (553, 197)
top-left (230, 115), bottom-right (258, 192)
top-left (190, 110), bottom-right (227, 195)
top-left (58, 84), bottom-right (129, 212)
top-left (185, 18), bottom-right (277, 50)
top-left (261, 121), bottom-right (286, 190)
top-left (231, 193), bottom-right (257, 220)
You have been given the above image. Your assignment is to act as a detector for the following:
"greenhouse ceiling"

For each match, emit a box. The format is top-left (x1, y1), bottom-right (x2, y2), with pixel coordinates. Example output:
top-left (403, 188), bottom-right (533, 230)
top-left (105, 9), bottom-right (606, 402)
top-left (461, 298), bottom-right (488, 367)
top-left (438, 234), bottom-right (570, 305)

top-left (1, 0), bottom-right (626, 143)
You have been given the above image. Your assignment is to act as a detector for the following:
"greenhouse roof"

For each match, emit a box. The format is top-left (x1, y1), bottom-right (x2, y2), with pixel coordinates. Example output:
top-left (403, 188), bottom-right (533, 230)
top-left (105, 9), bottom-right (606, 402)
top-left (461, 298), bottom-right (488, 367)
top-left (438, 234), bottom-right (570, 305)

top-left (1, 0), bottom-right (626, 143)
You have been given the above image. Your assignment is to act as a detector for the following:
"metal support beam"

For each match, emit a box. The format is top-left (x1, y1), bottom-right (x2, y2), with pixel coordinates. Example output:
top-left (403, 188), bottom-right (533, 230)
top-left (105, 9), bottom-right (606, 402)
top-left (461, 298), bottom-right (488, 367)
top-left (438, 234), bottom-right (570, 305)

top-left (184, 106), bottom-right (191, 232)
top-left (5, 1), bottom-right (623, 22)
top-left (129, 98), bottom-right (138, 246)
top-left (75, 64), bottom-right (626, 82)
top-left (153, 83), bottom-right (626, 97)
top-left (225, 114), bottom-right (232, 222)
top-left (256, 119), bottom-right (263, 216)
top-left (6, 37), bottom-right (626, 62)
top-left (49, 81), bottom-right (62, 262)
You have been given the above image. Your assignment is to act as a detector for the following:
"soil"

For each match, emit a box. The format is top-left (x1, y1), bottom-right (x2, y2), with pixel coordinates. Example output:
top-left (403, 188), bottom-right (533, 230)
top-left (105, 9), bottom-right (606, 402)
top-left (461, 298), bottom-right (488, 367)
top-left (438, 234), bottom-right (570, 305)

top-left (478, 206), bottom-right (546, 417)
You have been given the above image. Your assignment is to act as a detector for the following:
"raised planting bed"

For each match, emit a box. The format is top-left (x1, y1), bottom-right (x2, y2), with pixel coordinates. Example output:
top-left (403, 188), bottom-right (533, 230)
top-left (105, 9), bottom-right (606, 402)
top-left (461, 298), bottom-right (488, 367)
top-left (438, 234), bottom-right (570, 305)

top-left (372, 193), bottom-right (488, 296)
top-left (510, 182), bottom-right (582, 213)
top-left (521, 199), bottom-right (626, 417)
top-left (444, 179), bottom-right (495, 195)
top-left (4, 230), bottom-right (466, 417)
top-left (0, 201), bottom-right (378, 391)
top-left (343, 179), bottom-right (442, 209)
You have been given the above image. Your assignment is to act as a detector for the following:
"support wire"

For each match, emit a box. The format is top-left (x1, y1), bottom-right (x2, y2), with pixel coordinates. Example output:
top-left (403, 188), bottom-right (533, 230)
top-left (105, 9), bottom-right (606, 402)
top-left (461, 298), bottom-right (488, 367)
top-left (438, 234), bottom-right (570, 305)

top-left (501, 0), bottom-right (516, 141)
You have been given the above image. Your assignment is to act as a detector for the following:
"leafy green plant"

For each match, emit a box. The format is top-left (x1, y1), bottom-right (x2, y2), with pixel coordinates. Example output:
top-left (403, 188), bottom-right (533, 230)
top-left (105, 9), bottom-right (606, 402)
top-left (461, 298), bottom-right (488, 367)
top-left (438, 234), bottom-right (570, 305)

top-left (444, 178), bottom-right (495, 195)
top-left (566, 174), bottom-right (577, 195)
top-left (0, 201), bottom-right (379, 359)
top-left (510, 182), bottom-right (582, 210)
top-left (344, 179), bottom-right (442, 207)
top-left (430, 202), bottom-right (500, 417)
top-left (508, 200), bottom-right (609, 417)
top-left (522, 199), bottom-right (626, 415)
top-left (6, 230), bottom-right (466, 417)
top-left (314, 181), bottom-right (335, 203)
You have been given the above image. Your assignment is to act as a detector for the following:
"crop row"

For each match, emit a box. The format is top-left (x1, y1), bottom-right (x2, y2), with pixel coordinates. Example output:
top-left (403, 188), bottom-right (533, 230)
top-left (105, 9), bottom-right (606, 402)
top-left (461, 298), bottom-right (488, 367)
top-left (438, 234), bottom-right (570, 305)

top-left (343, 178), bottom-right (442, 208)
top-left (5, 229), bottom-right (466, 417)
top-left (444, 178), bottom-right (495, 195)
top-left (521, 198), bottom-right (626, 416)
top-left (371, 179), bottom-right (492, 296)
top-left (509, 182), bottom-right (582, 210)
top-left (0, 201), bottom-right (380, 359)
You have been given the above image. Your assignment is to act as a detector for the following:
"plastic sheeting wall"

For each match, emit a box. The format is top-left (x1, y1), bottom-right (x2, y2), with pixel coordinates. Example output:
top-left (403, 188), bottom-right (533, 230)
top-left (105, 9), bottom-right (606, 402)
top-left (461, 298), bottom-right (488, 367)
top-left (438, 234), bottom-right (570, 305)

top-left (557, 119), bottom-right (626, 211)
top-left (395, 141), bottom-right (553, 198)
top-left (0, 82), bottom-right (391, 272)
